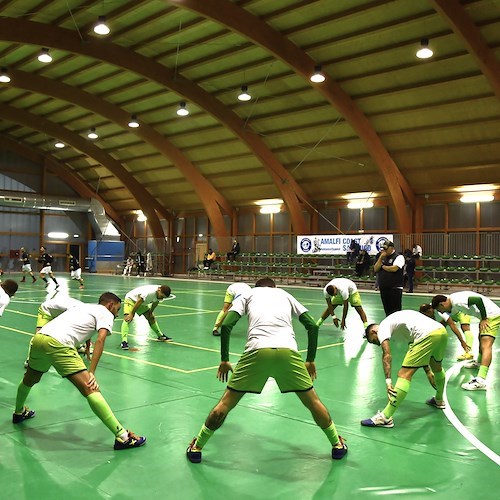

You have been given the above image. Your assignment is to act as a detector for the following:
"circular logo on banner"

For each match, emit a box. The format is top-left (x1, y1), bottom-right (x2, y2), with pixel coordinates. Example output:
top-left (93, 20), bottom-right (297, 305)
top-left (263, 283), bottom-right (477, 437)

top-left (376, 237), bottom-right (390, 252)
top-left (300, 238), bottom-right (312, 253)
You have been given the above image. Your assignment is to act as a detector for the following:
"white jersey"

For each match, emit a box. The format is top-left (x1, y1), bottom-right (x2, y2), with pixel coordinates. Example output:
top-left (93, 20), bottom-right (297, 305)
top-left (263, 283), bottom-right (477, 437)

top-left (40, 295), bottom-right (82, 318)
top-left (448, 291), bottom-right (500, 319)
top-left (39, 303), bottom-right (114, 347)
top-left (226, 282), bottom-right (251, 301)
top-left (231, 287), bottom-right (308, 353)
top-left (125, 285), bottom-right (162, 305)
top-left (377, 310), bottom-right (444, 345)
top-left (0, 287), bottom-right (11, 316)
top-left (323, 278), bottom-right (357, 300)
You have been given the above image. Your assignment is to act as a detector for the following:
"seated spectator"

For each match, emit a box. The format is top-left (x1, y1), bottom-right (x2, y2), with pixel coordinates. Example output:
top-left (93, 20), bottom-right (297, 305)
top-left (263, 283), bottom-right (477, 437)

top-left (346, 240), bottom-right (360, 264)
top-left (203, 249), bottom-right (217, 270)
top-left (355, 249), bottom-right (371, 277)
top-left (412, 243), bottom-right (422, 259)
top-left (226, 240), bottom-right (240, 262)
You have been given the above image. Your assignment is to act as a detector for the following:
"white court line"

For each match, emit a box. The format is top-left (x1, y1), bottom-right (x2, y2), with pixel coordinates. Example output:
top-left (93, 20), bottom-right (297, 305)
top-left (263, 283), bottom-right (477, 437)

top-left (443, 362), bottom-right (500, 466)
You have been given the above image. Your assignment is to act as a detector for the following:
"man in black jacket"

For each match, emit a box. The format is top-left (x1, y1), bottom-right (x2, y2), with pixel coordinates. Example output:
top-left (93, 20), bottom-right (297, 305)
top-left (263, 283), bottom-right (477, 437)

top-left (374, 241), bottom-right (404, 316)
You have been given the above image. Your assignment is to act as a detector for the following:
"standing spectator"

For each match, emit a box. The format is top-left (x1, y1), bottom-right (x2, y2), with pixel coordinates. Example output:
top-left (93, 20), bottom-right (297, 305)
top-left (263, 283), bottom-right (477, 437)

top-left (203, 249), bottom-right (217, 270)
top-left (432, 292), bottom-right (499, 391)
top-left (120, 284), bottom-right (172, 349)
top-left (13, 292), bottom-right (146, 450)
top-left (122, 255), bottom-right (134, 276)
top-left (374, 241), bottom-right (404, 316)
top-left (135, 251), bottom-right (146, 277)
top-left (355, 249), bottom-right (371, 277)
top-left (38, 246), bottom-right (59, 288)
top-left (403, 249), bottom-right (416, 293)
top-left (67, 253), bottom-right (84, 289)
top-left (226, 239), bottom-right (240, 262)
top-left (346, 240), bottom-right (361, 265)
top-left (412, 243), bottom-right (423, 259)
top-left (0, 279), bottom-right (18, 316)
top-left (361, 310), bottom-right (448, 428)
top-left (316, 277), bottom-right (369, 330)
top-left (186, 277), bottom-right (347, 463)
top-left (19, 247), bottom-right (37, 283)
top-left (212, 282), bottom-right (251, 336)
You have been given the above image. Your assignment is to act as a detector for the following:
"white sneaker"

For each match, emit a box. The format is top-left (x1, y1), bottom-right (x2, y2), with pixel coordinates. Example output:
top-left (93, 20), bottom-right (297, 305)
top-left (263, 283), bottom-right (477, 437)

top-left (360, 410), bottom-right (394, 428)
top-left (461, 377), bottom-right (487, 391)
top-left (464, 360), bottom-right (480, 369)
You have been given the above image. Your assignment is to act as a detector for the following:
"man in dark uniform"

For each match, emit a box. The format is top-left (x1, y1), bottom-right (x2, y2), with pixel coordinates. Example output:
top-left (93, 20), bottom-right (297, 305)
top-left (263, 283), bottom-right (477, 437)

top-left (38, 246), bottom-right (59, 288)
top-left (19, 247), bottom-right (37, 283)
top-left (373, 241), bottom-right (404, 316)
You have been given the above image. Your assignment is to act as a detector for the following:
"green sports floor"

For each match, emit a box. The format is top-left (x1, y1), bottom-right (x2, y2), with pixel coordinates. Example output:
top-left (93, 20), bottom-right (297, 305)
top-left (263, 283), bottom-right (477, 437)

top-left (1, 274), bottom-right (498, 500)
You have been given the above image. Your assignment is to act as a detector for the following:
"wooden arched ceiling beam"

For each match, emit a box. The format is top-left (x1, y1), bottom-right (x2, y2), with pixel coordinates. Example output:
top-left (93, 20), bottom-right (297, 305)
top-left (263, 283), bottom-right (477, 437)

top-left (168, 0), bottom-right (417, 233)
top-left (431, 0), bottom-right (500, 100)
top-left (0, 103), bottom-right (166, 239)
top-left (0, 135), bottom-right (122, 227)
top-left (8, 69), bottom-right (231, 240)
top-left (0, 18), bottom-right (311, 235)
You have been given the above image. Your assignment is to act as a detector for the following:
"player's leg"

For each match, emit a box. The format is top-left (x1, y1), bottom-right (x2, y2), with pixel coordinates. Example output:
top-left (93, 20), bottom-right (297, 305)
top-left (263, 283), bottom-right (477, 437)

top-left (120, 300), bottom-right (134, 348)
top-left (68, 370), bottom-right (145, 448)
top-left (382, 366), bottom-right (417, 418)
top-left (14, 367), bottom-right (44, 421)
top-left (49, 271), bottom-right (59, 286)
top-left (350, 292), bottom-right (368, 327)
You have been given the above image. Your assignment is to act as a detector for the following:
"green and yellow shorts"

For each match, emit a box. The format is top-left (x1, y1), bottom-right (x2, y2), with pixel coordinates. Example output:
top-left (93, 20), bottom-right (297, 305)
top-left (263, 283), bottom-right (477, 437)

top-left (27, 334), bottom-right (86, 377)
top-left (481, 315), bottom-right (499, 338)
top-left (402, 327), bottom-right (448, 368)
top-left (36, 307), bottom-right (54, 328)
top-left (123, 299), bottom-right (151, 316)
top-left (330, 291), bottom-right (362, 307)
top-left (228, 348), bottom-right (313, 393)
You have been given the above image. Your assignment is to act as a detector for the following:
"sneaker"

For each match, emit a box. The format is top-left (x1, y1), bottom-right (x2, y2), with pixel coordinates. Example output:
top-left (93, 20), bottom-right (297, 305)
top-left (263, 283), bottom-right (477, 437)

top-left (426, 396), bottom-right (446, 409)
top-left (461, 377), bottom-right (487, 391)
top-left (77, 344), bottom-right (86, 354)
top-left (186, 437), bottom-right (202, 463)
top-left (457, 352), bottom-right (474, 361)
top-left (45, 282), bottom-right (49, 287)
top-left (360, 410), bottom-right (394, 428)
top-left (55, 283), bottom-right (60, 289)
top-left (212, 329), bottom-right (220, 337)
top-left (157, 335), bottom-right (173, 342)
top-left (331, 435), bottom-right (348, 460)
top-left (120, 341), bottom-right (129, 350)
top-left (13, 407), bottom-right (36, 424)
top-left (20, 279), bottom-right (26, 283)
top-left (464, 360), bottom-right (480, 369)
top-left (114, 431), bottom-right (146, 450)
top-left (32, 278), bottom-right (37, 283)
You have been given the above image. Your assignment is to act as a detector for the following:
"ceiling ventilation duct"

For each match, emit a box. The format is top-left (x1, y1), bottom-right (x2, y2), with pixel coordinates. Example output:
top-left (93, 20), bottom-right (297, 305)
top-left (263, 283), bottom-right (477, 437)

top-left (0, 191), bottom-right (120, 240)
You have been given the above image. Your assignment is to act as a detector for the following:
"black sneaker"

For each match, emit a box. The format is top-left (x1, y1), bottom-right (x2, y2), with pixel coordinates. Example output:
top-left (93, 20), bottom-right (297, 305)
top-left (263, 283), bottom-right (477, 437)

top-left (120, 341), bottom-right (129, 350)
top-left (157, 335), bottom-right (173, 342)
top-left (332, 435), bottom-right (348, 460)
top-left (13, 407), bottom-right (36, 424)
top-left (114, 431), bottom-right (146, 450)
top-left (186, 437), bottom-right (202, 463)
top-left (212, 329), bottom-right (220, 337)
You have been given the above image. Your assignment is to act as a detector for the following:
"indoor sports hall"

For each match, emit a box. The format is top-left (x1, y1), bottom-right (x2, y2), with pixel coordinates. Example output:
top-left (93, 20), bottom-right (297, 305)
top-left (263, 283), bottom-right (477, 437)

top-left (0, 275), bottom-right (498, 499)
top-left (0, 1), bottom-right (499, 499)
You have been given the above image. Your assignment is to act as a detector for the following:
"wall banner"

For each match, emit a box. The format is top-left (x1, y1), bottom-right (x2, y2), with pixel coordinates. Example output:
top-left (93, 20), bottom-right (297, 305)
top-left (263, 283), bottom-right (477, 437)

top-left (296, 234), bottom-right (393, 256)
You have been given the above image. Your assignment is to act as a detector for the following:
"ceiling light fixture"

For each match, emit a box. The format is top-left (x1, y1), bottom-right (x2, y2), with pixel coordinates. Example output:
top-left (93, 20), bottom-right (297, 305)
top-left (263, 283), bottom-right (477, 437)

top-left (87, 127), bottom-right (98, 139)
top-left (0, 67), bottom-right (11, 83)
top-left (136, 210), bottom-right (147, 222)
top-left (177, 101), bottom-right (189, 116)
top-left (238, 85), bottom-right (251, 101)
top-left (416, 38), bottom-right (433, 59)
top-left (310, 65), bottom-right (326, 83)
top-left (260, 205), bottom-right (281, 214)
top-left (460, 192), bottom-right (494, 203)
top-left (94, 16), bottom-right (110, 36)
top-left (47, 232), bottom-right (69, 239)
top-left (37, 47), bottom-right (52, 63)
top-left (128, 115), bottom-right (140, 128)
top-left (54, 141), bottom-right (65, 149)
top-left (347, 201), bottom-right (374, 209)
